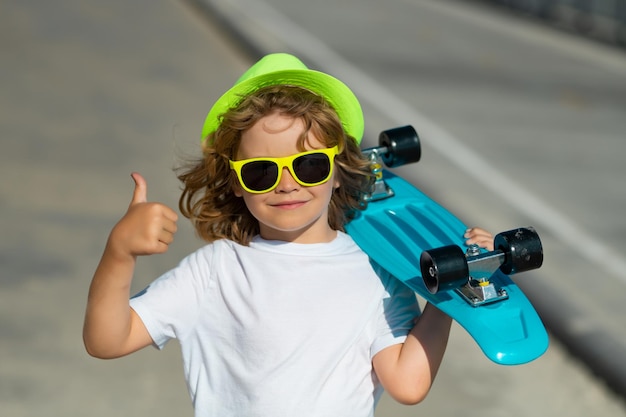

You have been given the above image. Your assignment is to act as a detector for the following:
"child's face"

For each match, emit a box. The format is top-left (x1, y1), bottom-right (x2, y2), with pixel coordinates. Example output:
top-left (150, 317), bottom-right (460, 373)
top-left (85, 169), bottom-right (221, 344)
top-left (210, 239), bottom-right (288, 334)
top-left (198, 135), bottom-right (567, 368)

top-left (233, 113), bottom-right (339, 244)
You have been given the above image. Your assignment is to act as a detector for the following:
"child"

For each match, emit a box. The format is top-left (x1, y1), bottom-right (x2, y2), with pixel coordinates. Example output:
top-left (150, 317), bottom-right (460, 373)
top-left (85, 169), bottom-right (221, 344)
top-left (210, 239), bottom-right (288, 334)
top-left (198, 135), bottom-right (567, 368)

top-left (83, 53), bottom-right (493, 416)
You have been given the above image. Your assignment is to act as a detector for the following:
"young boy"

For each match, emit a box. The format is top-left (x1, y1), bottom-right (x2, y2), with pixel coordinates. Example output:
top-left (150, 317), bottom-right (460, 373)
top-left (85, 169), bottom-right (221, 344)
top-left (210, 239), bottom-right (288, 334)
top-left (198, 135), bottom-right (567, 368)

top-left (83, 53), bottom-right (493, 416)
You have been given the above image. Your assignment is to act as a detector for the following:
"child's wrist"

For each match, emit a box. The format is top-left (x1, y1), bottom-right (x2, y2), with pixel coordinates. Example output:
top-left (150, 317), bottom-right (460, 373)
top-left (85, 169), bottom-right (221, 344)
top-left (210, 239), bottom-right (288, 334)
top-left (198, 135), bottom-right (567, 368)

top-left (104, 237), bottom-right (136, 265)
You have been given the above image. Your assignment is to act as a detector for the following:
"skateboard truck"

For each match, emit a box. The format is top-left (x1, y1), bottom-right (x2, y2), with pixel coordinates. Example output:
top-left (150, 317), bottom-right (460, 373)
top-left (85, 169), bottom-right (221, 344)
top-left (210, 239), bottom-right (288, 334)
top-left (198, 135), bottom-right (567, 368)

top-left (362, 125), bottom-right (421, 202)
top-left (419, 228), bottom-right (544, 307)
top-left (457, 244), bottom-right (510, 306)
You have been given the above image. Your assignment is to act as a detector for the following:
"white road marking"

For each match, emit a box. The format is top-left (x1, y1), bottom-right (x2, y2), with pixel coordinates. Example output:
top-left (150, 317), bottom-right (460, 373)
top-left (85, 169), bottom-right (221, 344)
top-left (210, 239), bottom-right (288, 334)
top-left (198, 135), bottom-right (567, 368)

top-left (417, 0), bottom-right (626, 76)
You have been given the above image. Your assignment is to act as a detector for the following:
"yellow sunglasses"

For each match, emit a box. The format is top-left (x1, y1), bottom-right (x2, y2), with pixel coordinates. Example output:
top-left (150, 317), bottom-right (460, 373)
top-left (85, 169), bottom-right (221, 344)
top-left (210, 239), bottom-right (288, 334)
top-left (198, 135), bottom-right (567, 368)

top-left (229, 146), bottom-right (339, 194)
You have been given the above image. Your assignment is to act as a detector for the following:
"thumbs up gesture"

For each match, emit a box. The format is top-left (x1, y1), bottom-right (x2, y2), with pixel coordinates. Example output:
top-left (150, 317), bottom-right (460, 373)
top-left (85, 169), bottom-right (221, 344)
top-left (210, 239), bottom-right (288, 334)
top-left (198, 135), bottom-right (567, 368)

top-left (107, 173), bottom-right (179, 261)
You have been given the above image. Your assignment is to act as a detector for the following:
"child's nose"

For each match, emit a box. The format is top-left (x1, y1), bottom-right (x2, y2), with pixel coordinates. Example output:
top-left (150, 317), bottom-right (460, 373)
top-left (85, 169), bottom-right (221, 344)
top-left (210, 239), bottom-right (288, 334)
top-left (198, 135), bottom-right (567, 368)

top-left (276, 167), bottom-right (299, 192)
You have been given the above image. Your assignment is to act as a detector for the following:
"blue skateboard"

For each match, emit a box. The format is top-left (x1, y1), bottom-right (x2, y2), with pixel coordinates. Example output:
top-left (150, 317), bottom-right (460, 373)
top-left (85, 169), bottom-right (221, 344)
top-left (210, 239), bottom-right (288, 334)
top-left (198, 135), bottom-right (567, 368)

top-left (345, 126), bottom-right (548, 365)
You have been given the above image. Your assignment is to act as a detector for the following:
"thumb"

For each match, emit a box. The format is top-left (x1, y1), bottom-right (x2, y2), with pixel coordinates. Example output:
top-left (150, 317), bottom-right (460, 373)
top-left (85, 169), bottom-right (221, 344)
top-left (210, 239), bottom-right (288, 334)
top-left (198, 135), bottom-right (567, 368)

top-left (129, 172), bottom-right (148, 206)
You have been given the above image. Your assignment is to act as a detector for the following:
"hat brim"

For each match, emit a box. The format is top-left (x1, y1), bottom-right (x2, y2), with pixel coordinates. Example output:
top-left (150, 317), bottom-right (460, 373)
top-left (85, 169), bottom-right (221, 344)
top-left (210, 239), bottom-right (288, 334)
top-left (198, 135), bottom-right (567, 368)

top-left (202, 69), bottom-right (364, 144)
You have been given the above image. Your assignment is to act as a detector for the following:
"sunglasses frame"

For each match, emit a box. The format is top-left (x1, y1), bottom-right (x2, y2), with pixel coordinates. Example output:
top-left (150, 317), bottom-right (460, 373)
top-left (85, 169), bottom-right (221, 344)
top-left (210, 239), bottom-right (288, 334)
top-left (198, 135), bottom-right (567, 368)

top-left (229, 146), bottom-right (339, 194)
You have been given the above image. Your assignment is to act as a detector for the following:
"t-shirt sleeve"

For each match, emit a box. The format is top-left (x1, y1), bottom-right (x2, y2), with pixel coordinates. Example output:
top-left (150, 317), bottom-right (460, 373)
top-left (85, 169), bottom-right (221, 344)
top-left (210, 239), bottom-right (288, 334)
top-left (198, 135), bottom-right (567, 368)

top-left (130, 245), bottom-right (213, 349)
top-left (370, 264), bottom-right (421, 357)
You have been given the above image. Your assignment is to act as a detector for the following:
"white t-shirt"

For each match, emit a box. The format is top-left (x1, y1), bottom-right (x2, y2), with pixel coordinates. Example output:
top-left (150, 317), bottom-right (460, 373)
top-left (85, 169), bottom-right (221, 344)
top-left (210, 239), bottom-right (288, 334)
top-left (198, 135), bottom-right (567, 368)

top-left (130, 232), bottom-right (419, 417)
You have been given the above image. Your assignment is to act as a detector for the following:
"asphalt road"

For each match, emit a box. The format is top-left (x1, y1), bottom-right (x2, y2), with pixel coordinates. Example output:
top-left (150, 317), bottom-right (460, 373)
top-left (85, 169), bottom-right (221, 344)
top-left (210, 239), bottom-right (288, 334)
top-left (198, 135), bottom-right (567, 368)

top-left (1, 0), bottom-right (625, 416)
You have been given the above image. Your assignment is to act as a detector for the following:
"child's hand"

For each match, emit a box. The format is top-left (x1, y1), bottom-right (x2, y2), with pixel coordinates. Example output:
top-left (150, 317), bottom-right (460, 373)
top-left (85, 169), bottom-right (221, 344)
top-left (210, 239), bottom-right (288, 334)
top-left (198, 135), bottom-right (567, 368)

top-left (464, 227), bottom-right (494, 251)
top-left (107, 173), bottom-right (178, 261)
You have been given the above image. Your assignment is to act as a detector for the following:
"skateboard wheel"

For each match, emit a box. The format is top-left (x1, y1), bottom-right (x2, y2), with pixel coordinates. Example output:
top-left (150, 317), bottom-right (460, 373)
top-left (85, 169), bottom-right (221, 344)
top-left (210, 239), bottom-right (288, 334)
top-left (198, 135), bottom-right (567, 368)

top-left (378, 125), bottom-right (421, 168)
top-left (420, 245), bottom-right (469, 294)
top-left (494, 227), bottom-right (544, 274)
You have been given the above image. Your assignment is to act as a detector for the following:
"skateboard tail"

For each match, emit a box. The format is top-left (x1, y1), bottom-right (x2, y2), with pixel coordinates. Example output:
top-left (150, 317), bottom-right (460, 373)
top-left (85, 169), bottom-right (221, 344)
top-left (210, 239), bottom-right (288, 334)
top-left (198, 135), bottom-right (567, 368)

top-left (403, 271), bottom-right (549, 366)
top-left (470, 271), bottom-right (549, 365)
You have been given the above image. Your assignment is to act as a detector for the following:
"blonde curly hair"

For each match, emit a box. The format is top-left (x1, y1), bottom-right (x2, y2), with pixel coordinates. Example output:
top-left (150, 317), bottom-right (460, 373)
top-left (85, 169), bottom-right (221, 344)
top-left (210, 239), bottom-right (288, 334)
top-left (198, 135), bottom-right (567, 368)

top-left (177, 85), bottom-right (374, 245)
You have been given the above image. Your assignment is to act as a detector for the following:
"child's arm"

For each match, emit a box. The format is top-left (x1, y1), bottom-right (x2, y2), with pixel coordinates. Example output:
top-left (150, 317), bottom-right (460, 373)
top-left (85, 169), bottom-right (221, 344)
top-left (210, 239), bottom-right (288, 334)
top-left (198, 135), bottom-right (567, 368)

top-left (83, 173), bottom-right (178, 359)
top-left (373, 227), bottom-right (493, 405)
top-left (373, 302), bottom-right (452, 404)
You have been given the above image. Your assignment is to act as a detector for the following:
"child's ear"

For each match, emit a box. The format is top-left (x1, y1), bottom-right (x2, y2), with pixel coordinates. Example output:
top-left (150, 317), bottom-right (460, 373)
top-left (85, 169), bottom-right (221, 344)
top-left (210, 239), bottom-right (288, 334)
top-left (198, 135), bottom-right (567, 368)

top-left (233, 182), bottom-right (244, 197)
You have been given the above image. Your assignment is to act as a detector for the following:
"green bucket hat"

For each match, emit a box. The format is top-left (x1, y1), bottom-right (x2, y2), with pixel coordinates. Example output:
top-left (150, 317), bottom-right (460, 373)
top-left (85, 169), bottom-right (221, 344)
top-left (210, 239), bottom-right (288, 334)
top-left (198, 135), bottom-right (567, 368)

top-left (201, 53), bottom-right (364, 144)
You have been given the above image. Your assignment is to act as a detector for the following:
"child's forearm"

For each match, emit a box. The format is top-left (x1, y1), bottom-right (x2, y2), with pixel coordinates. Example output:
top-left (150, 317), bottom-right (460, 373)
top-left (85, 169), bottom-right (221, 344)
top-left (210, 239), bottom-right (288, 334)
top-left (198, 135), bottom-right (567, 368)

top-left (373, 302), bottom-right (452, 405)
top-left (403, 302), bottom-right (452, 388)
top-left (83, 243), bottom-right (142, 359)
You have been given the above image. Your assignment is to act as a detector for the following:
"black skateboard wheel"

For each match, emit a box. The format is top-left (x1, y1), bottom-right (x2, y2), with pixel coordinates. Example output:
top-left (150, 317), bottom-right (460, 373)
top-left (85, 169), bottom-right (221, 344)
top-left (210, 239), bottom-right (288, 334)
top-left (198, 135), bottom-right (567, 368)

top-left (420, 245), bottom-right (469, 294)
top-left (494, 227), bottom-right (544, 274)
top-left (378, 125), bottom-right (421, 168)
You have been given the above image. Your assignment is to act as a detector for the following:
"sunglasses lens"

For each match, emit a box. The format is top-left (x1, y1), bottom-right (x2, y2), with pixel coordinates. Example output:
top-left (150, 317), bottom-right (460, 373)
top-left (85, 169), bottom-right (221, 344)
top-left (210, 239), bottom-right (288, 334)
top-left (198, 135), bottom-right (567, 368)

top-left (293, 153), bottom-right (331, 184)
top-left (241, 161), bottom-right (279, 192)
